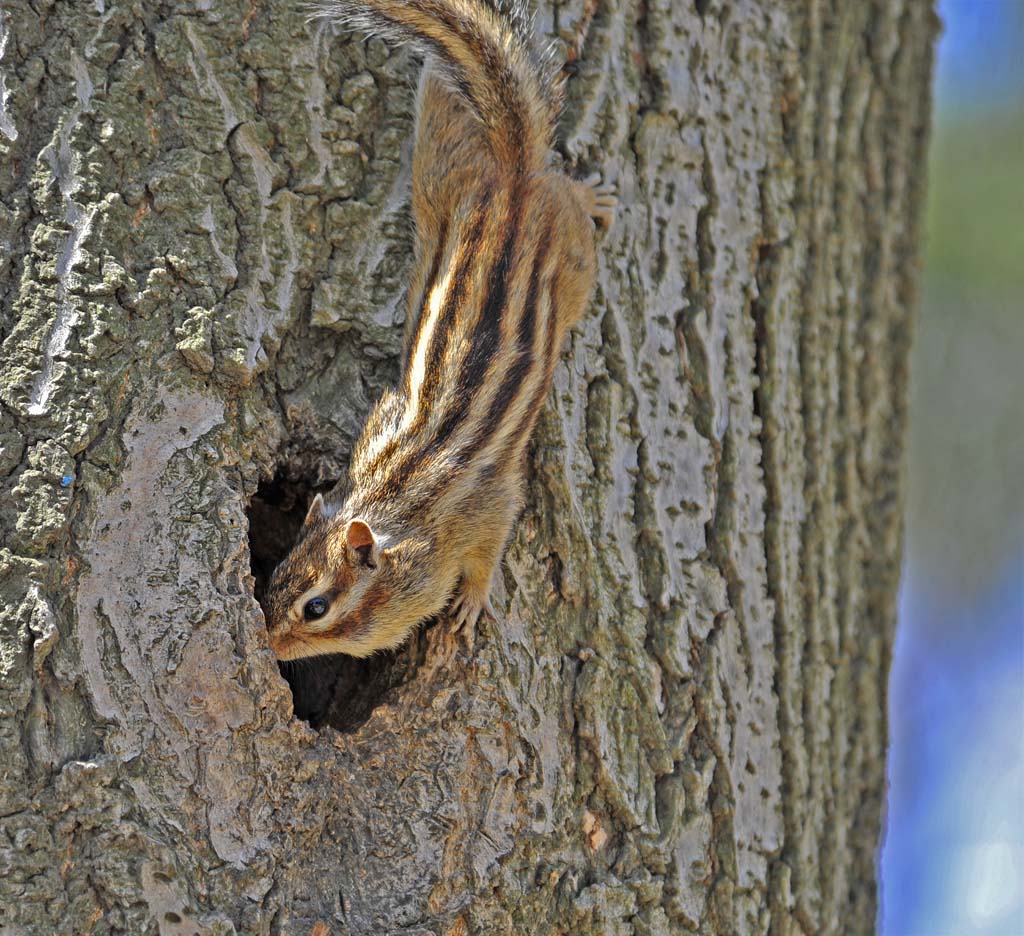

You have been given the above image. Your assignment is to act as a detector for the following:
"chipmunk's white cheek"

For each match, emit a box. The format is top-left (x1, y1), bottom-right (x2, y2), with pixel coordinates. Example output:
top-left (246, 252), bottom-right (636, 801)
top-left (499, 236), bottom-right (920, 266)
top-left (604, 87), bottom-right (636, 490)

top-left (303, 613), bottom-right (338, 635)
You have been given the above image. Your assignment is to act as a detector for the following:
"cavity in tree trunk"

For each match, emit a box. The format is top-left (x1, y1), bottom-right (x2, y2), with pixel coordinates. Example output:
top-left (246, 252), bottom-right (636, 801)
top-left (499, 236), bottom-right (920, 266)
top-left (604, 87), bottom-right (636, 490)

top-left (0, 1), bottom-right (936, 933)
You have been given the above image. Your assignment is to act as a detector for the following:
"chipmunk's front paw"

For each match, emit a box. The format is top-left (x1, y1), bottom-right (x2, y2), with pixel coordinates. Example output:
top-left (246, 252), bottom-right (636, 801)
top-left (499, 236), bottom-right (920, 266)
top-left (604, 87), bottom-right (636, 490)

top-left (450, 587), bottom-right (497, 630)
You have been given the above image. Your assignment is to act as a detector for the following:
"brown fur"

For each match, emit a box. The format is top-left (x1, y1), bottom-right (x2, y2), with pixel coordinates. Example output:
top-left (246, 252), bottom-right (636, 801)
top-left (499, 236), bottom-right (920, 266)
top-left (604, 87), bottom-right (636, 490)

top-left (265, 0), bottom-right (613, 660)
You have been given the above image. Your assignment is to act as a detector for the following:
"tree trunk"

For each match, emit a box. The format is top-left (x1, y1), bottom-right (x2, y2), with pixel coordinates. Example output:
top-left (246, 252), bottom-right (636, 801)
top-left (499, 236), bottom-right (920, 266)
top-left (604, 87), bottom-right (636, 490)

top-left (0, 1), bottom-right (936, 933)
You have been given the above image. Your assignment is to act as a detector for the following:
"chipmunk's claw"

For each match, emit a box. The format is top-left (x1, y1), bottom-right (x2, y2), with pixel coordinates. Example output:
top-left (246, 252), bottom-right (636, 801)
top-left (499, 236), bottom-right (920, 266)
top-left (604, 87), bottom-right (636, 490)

top-left (450, 590), bottom-right (497, 631)
top-left (578, 172), bottom-right (618, 232)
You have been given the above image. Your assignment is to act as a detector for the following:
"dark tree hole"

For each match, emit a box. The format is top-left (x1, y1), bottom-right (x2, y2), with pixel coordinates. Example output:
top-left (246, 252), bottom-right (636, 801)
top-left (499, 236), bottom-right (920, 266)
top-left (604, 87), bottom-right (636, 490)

top-left (247, 467), bottom-right (429, 733)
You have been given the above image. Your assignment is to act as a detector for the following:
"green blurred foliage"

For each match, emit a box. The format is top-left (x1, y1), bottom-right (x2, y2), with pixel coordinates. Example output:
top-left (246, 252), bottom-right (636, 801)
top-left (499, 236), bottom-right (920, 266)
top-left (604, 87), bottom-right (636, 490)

top-left (907, 109), bottom-right (1024, 609)
top-left (926, 115), bottom-right (1024, 295)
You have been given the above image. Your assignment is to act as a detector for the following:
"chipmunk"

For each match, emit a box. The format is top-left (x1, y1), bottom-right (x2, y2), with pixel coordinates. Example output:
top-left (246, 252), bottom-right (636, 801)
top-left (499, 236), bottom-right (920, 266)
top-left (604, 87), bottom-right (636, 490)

top-left (264, 0), bottom-right (614, 661)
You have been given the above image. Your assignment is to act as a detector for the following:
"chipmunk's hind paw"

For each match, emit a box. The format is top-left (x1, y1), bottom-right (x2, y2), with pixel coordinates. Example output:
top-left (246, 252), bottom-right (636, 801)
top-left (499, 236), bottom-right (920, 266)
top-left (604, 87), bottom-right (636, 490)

top-left (578, 172), bottom-right (618, 232)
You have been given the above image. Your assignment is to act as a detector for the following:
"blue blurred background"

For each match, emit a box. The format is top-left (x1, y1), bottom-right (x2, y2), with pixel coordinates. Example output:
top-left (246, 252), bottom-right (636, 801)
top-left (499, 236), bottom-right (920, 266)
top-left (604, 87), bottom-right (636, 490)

top-left (881, 2), bottom-right (1024, 934)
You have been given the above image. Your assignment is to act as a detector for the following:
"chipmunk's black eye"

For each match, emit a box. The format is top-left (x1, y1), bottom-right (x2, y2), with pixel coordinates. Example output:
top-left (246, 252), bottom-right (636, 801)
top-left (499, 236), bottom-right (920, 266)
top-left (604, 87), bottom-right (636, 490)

top-left (303, 597), bottom-right (329, 620)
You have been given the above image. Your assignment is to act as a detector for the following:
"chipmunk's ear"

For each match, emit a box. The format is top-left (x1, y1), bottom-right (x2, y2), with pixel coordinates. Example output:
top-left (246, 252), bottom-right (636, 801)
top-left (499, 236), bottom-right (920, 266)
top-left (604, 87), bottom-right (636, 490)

top-left (345, 519), bottom-right (378, 568)
top-left (304, 493), bottom-right (334, 527)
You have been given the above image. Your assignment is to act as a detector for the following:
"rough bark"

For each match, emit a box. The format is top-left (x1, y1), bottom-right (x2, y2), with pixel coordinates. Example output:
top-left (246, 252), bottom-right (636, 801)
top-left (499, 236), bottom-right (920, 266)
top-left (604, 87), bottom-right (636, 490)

top-left (0, 1), bottom-right (935, 933)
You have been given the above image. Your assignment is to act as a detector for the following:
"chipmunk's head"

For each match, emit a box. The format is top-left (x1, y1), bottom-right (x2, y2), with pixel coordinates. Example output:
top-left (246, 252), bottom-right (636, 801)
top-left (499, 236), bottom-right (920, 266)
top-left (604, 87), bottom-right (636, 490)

top-left (264, 494), bottom-right (444, 660)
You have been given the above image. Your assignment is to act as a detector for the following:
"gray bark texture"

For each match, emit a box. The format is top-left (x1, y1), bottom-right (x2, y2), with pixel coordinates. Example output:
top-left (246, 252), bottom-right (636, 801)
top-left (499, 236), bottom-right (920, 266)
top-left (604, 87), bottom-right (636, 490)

top-left (0, 0), bottom-right (936, 933)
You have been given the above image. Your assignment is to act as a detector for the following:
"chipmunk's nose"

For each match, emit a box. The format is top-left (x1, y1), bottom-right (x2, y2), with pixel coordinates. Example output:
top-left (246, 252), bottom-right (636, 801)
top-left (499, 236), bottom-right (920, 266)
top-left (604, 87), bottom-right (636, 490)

top-left (264, 608), bottom-right (291, 657)
top-left (267, 627), bottom-right (297, 661)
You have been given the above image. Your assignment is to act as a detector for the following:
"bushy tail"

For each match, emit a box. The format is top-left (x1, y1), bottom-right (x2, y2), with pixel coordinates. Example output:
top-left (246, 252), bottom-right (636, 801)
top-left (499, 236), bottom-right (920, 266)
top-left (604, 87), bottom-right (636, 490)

top-left (315, 0), bottom-right (559, 172)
